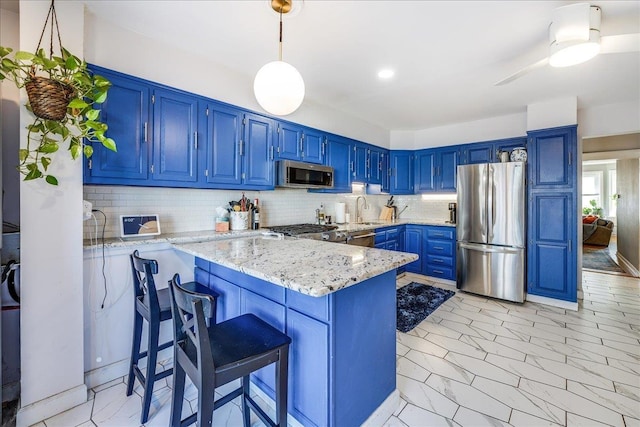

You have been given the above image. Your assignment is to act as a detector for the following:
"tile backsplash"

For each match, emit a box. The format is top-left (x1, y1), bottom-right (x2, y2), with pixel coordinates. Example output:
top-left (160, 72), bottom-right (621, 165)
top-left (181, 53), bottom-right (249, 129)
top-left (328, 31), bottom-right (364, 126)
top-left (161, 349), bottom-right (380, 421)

top-left (83, 185), bottom-right (453, 240)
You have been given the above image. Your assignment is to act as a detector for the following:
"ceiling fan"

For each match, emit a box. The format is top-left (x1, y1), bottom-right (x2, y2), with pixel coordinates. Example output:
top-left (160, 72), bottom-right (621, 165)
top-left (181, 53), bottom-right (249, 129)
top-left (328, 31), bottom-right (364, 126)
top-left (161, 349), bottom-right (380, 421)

top-left (495, 2), bottom-right (640, 86)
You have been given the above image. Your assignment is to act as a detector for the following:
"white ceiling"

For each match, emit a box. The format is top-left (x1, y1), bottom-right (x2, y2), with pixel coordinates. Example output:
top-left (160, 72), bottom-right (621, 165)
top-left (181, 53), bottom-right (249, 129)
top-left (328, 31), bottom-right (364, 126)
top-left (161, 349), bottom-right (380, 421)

top-left (15, 1), bottom-right (640, 131)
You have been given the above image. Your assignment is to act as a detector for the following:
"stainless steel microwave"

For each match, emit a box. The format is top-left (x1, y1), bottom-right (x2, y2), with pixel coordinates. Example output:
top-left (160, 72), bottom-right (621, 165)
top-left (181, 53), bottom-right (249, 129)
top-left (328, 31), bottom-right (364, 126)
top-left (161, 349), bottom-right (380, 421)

top-left (276, 160), bottom-right (334, 189)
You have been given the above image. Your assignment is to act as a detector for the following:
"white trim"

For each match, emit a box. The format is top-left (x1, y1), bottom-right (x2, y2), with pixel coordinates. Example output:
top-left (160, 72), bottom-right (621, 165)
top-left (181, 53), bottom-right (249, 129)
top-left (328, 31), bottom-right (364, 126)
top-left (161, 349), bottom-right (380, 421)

top-left (362, 389), bottom-right (400, 427)
top-left (250, 384), bottom-right (304, 427)
top-left (84, 358), bottom-right (129, 390)
top-left (616, 253), bottom-right (640, 278)
top-left (16, 384), bottom-right (87, 427)
top-left (526, 294), bottom-right (579, 311)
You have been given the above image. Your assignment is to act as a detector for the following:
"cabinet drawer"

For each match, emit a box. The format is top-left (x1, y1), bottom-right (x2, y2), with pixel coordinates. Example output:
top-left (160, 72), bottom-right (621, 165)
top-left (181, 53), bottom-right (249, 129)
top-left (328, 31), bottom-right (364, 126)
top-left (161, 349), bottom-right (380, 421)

top-left (426, 265), bottom-right (454, 280)
top-left (426, 239), bottom-right (454, 256)
top-left (386, 228), bottom-right (400, 240)
top-left (426, 255), bottom-right (453, 267)
top-left (426, 227), bottom-right (454, 240)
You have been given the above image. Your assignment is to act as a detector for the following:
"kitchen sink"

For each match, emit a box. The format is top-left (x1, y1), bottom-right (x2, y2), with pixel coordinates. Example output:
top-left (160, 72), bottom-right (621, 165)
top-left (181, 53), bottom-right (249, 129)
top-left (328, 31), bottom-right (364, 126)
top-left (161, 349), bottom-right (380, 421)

top-left (357, 221), bottom-right (385, 225)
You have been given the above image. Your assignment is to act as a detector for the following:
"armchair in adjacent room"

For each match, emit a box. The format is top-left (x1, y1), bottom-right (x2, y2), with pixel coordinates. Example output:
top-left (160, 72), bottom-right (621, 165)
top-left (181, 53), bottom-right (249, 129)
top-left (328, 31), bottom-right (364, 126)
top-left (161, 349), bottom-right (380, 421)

top-left (582, 216), bottom-right (614, 246)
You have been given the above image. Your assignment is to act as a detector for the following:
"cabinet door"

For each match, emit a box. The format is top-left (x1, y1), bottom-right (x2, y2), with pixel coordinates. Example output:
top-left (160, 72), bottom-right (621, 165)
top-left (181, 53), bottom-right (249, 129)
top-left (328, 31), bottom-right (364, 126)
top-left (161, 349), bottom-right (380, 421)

top-left (464, 143), bottom-right (494, 164)
top-left (301, 128), bottom-right (324, 164)
top-left (404, 226), bottom-right (423, 273)
top-left (152, 89), bottom-right (198, 182)
top-left (203, 103), bottom-right (242, 186)
top-left (528, 127), bottom-right (576, 190)
top-left (369, 148), bottom-right (385, 185)
top-left (324, 135), bottom-right (352, 192)
top-left (438, 147), bottom-right (458, 192)
top-left (380, 151), bottom-right (390, 192)
top-left (242, 113), bottom-right (275, 188)
top-left (352, 143), bottom-right (369, 183)
top-left (495, 137), bottom-right (527, 159)
top-left (527, 192), bottom-right (576, 301)
top-left (85, 71), bottom-right (150, 182)
top-left (389, 151), bottom-right (414, 194)
top-left (276, 122), bottom-right (302, 161)
top-left (287, 309), bottom-right (330, 427)
top-left (415, 149), bottom-right (436, 192)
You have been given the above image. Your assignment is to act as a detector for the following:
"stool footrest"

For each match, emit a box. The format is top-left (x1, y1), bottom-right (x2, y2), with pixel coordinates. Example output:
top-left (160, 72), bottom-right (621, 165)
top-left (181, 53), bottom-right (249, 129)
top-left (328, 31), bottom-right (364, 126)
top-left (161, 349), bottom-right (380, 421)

top-left (136, 339), bottom-right (173, 360)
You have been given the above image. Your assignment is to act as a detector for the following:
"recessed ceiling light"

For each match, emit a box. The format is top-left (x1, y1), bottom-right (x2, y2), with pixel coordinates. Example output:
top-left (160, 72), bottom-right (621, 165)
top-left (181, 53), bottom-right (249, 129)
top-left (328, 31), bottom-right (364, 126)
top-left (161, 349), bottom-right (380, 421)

top-left (377, 69), bottom-right (395, 79)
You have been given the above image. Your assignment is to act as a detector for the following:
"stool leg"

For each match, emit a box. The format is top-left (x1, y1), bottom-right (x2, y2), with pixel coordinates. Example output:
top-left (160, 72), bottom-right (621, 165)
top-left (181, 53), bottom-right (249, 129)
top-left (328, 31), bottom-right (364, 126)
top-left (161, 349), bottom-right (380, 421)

top-left (126, 310), bottom-right (143, 396)
top-left (170, 358), bottom-right (186, 427)
top-left (276, 346), bottom-right (289, 427)
top-left (198, 375), bottom-right (214, 427)
top-left (241, 375), bottom-right (250, 427)
top-left (140, 319), bottom-right (160, 424)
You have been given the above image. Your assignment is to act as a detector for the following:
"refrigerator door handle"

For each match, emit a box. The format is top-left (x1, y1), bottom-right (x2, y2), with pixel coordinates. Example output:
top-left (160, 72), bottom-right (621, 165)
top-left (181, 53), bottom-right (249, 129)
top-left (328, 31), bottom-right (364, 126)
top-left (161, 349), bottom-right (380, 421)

top-left (487, 164), bottom-right (495, 242)
top-left (458, 242), bottom-right (522, 254)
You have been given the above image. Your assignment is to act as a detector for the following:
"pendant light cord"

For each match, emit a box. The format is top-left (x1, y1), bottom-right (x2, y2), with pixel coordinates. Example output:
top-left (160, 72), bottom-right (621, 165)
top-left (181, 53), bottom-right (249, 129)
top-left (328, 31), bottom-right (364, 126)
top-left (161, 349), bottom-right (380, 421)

top-left (278, 6), bottom-right (283, 61)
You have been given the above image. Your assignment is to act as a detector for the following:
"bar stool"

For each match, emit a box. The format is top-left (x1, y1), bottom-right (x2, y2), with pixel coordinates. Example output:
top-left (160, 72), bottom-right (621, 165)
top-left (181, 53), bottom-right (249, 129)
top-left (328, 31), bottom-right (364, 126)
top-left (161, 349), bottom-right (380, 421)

top-left (168, 273), bottom-right (292, 427)
top-left (126, 250), bottom-right (218, 424)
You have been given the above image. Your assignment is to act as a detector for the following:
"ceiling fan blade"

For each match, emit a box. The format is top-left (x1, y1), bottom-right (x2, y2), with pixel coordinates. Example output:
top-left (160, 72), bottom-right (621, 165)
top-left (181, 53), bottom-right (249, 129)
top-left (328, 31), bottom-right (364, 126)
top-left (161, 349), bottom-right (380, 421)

top-left (494, 57), bottom-right (549, 86)
top-left (600, 34), bottom-right (640, 54)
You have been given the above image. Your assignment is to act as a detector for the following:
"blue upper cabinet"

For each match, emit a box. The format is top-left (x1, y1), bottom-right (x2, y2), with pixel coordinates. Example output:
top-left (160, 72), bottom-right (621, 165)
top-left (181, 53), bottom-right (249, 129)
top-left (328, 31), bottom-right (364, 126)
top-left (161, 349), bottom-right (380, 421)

top-left (414, 147), bottom-right (458, 193)
top-left (203, 103), bottom-right (274, 190)
top-left (275, 122), bottom-right (303, 161)
top-left (380, 151), bottom-right (390, 192)
top-left (85, 67), bottom-right (150, 183)
top-left (389, 151), bottom-right (414, 194)
top-left (368, 147), bottom-right (387, 186)
top-left (275, 122), bottom-right (324, 164)
top-left (527, 125), bottom-right (577, 303)
top-left (242, 113), bottom-right (275, 188)
top-left (314, 134), bottom-right (351, 193)
top-left (152, 89), bottom-right (198, 183)
top-left (301, 127), bottom-right (324, 164)
top-left (415, 150), bottom-right (437, 192)
top-left (459, 137), bottom-right (527, 165)
top-left (202, 102), bottom-right (243, 187)
top-left (352, 142), bottom-right (369, 183)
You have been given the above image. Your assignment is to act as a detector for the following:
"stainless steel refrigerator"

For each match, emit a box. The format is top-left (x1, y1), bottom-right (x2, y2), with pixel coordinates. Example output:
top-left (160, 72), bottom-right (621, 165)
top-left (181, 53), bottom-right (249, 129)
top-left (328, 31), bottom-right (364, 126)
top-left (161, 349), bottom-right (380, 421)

top-left (456, 162), bottom-right (526, 302)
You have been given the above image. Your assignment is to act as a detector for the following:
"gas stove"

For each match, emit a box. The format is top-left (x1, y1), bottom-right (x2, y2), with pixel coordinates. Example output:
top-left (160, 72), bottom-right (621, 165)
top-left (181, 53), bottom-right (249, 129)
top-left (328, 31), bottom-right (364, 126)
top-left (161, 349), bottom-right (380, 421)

top-left (267, 223), bottom-right (375, 246)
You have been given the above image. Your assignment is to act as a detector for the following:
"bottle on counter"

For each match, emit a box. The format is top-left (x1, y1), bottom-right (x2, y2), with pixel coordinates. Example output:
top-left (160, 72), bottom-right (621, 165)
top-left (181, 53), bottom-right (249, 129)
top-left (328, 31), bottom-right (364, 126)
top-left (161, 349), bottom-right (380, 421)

top-left (318, 204), bottom-right (325, 225)
top-left (252, 199), bottom-right (260, 230)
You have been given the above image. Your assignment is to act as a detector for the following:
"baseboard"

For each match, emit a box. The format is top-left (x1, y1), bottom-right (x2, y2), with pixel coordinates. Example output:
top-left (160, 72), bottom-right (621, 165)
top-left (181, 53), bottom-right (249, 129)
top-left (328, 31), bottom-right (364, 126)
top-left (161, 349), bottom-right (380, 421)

top-left (84, 358), bottom-right (130, 390)
top-left (616, 252), bottom-right (640, 277)
top-left (16, 384), bottom-right (87, 427)
top-left (362, 389), bottom-right (399, 427)
top-left (526, 294), bottom-right (579, 311)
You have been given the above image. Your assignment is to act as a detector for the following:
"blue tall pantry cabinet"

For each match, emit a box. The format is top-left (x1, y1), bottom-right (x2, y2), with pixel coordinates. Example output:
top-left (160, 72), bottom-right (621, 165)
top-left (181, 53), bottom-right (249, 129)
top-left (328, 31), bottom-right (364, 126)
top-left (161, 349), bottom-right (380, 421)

top-left (526, 125), bottom-right (578, 303)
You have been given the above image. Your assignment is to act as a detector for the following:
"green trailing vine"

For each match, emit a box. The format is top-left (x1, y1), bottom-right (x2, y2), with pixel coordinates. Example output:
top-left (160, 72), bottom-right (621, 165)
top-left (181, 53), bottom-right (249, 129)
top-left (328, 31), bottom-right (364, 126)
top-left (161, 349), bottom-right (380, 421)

top-left (0, 45), bottom-right (116, 185)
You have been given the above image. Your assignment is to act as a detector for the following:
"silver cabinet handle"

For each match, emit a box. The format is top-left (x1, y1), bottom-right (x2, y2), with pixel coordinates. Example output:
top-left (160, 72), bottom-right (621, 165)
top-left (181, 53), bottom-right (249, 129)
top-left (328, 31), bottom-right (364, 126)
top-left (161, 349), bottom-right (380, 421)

top-left (194, 131), bottom-right (198, 150)
top-left (270, 145), bottom-right (274, 160)
top-left (239, 140), bottom-right (244, 156)
top-left (143, 122), bottom-right (148, 143)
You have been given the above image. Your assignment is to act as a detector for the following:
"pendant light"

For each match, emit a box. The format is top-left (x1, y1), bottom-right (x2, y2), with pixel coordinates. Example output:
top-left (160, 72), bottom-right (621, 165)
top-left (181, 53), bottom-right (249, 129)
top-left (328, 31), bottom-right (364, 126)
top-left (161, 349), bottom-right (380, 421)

top-left (253, 0), bottom-right (305, 116)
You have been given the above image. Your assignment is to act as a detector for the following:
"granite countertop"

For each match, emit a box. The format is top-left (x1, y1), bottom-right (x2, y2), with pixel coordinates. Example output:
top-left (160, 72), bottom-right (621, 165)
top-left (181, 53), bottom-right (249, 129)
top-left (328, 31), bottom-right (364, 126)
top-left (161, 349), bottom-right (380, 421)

top-left (174, 235), bottom-right (418, 297)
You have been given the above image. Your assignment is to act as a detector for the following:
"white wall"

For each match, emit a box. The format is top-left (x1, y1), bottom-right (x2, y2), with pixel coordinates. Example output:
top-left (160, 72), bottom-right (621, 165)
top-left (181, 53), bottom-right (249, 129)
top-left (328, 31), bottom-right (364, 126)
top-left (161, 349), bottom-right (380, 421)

top-left (82, 11), bottom-right (390, 148)
top-left (579, 101), bottom-right (640, 139)
top-left (390, 112), bottom-right (528, 150)
top-left (18, 1), bottom-right (87, 425)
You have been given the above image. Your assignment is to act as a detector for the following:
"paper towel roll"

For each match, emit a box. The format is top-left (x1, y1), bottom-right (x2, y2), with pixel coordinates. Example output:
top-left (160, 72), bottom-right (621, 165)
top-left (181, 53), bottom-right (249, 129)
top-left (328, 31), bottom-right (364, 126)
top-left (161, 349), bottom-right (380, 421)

top-left (335, 202), bottom-right (346, 223)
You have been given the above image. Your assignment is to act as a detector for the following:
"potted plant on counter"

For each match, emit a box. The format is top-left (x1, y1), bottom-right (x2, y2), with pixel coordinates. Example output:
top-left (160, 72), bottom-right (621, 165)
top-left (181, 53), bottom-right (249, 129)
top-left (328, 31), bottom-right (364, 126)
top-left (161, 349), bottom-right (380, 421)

top-left (0, 0), bottom-right (116, 185)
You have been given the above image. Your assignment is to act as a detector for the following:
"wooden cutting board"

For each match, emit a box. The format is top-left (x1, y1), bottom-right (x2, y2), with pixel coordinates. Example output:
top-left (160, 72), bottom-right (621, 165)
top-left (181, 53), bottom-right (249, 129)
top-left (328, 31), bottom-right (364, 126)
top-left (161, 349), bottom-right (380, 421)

top-left (379, 206), bottom-right (393, 221)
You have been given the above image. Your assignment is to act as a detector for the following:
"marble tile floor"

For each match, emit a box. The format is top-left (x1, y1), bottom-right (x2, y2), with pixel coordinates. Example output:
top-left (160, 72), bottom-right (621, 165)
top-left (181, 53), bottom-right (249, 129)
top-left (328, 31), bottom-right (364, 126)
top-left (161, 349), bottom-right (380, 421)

top-left (33, 270), bottom-right (639, 427)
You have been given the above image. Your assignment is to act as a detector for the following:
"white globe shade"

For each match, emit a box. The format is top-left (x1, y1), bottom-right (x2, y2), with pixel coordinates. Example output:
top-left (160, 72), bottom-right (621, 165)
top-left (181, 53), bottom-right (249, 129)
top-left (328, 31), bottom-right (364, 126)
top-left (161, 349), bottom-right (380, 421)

top-left (254, 61), bottom-right (305, 116)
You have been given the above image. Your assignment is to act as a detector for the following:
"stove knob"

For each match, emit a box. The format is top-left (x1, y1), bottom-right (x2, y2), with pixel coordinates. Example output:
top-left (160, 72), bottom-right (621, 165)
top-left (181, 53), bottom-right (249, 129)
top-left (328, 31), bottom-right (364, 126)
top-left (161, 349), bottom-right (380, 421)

top-left (336, 232), bottom-right (345, 239)
top-left (321, 233), bottom-right (330, 241)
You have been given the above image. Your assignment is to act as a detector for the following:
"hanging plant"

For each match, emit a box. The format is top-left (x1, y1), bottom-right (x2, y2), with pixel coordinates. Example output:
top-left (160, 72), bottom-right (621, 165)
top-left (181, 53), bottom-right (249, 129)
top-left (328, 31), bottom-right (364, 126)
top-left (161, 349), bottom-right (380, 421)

top-left (0, 0), bottom-right (116, 185)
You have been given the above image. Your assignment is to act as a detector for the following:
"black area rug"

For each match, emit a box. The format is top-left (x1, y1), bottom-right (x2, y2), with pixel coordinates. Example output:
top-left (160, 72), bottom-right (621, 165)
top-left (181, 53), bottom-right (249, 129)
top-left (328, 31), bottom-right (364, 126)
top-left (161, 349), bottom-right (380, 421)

top-left (397, 282), bottom-right (455, 333)
top-left (583, 246), bottom-right (625, 274)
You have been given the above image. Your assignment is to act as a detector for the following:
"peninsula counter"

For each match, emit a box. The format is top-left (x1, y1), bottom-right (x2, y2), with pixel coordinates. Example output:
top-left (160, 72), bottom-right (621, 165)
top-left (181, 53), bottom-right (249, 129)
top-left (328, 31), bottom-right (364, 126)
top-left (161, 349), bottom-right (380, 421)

top-left (173, 235), bottom-right (418, 427)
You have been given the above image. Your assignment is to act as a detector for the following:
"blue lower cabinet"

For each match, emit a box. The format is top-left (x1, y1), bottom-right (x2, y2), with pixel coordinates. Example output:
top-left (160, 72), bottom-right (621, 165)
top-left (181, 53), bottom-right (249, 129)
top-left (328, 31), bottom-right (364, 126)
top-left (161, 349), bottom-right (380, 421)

top-left (196, 258), bottom-right (396, 426)
top-left (404, 225), bottom-right (456, 280)
top-left (404, 226), bottom-right (424, 273)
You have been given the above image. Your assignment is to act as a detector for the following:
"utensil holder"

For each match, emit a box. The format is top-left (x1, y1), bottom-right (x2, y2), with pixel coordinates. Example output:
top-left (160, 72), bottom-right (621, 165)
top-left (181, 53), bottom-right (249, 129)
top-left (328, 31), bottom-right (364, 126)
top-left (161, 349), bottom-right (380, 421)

top-left (230, 211), bottom-right (249, 230)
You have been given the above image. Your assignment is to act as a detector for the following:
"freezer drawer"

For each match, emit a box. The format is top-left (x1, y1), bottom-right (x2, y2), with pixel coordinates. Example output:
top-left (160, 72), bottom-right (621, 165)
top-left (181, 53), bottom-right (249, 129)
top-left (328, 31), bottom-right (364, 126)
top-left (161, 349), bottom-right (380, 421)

top-left (456, 242), bottom-right (525, 303)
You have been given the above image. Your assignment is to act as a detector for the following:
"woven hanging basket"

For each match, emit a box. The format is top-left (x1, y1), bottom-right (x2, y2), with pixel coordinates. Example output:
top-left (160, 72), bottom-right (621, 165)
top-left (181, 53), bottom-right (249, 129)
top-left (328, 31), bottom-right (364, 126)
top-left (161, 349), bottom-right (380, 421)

top-left (25, 76), bottom-right (75, 121)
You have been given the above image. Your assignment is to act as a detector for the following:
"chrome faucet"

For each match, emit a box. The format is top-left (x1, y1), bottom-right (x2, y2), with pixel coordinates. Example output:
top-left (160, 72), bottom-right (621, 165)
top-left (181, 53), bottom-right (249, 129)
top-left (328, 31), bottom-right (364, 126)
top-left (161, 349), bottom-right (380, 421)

top-left (355, 196), bottom-right (368, 223)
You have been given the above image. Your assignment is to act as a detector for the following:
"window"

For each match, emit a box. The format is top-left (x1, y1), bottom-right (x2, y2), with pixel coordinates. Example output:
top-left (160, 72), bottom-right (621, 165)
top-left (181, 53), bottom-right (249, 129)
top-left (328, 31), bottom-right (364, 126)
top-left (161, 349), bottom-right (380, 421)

top-left (582, 171), bottom-right (603, 214)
